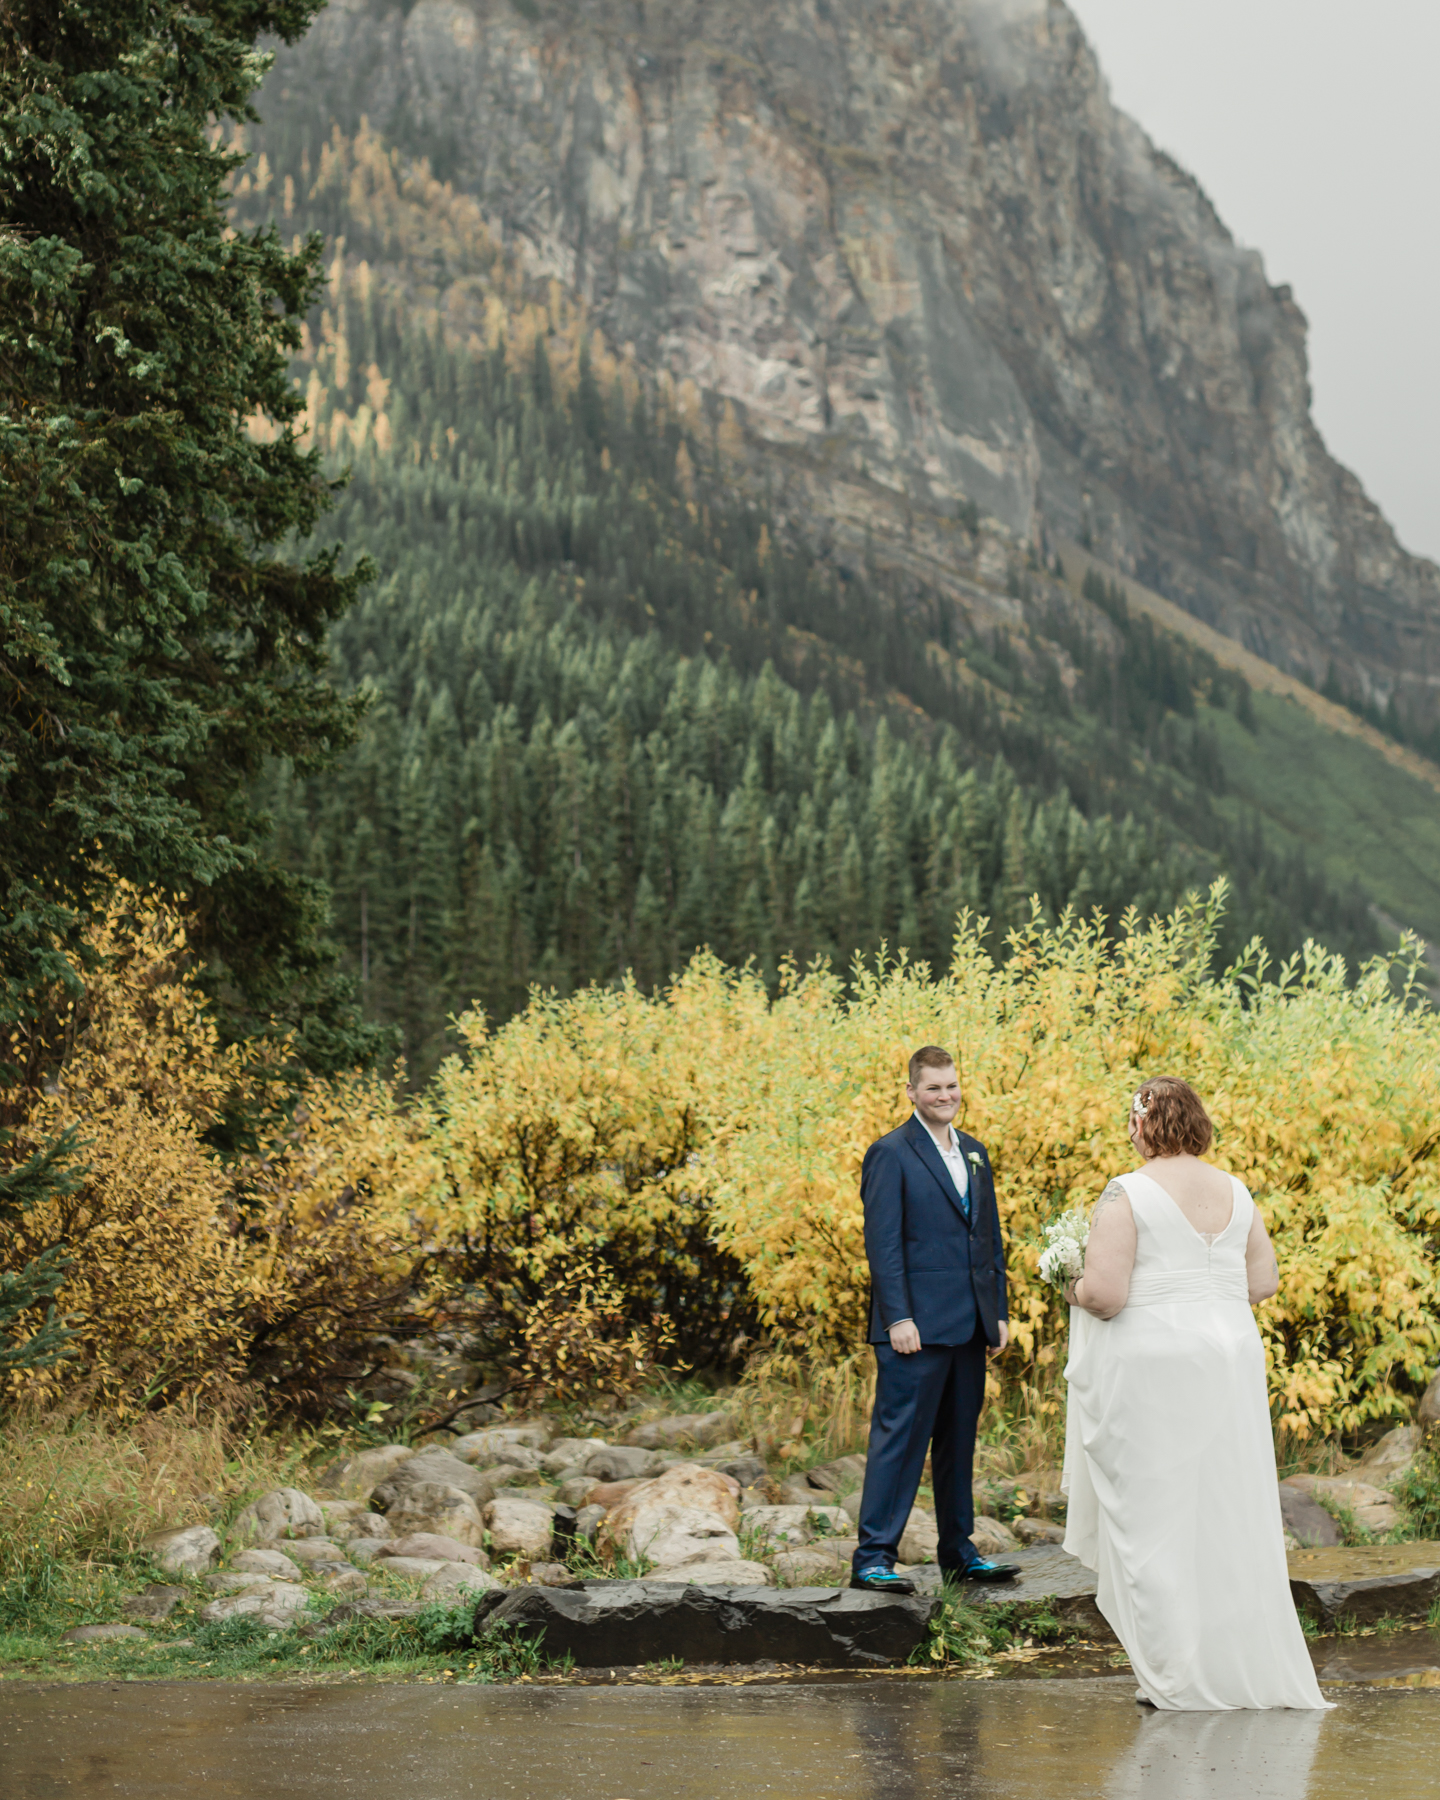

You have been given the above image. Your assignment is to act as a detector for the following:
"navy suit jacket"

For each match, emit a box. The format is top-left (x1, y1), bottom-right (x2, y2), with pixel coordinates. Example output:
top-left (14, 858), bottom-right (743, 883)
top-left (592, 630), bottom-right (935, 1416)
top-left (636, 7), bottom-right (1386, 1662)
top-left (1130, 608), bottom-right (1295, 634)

top-left (861, 1118), bottom-right (1008, 1347)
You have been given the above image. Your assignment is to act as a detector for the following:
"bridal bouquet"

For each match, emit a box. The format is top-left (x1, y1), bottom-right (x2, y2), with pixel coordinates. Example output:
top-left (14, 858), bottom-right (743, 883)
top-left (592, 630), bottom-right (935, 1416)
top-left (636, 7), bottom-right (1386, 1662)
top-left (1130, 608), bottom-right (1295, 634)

top-left (1038, 1208), bottom-right (1090, 1294)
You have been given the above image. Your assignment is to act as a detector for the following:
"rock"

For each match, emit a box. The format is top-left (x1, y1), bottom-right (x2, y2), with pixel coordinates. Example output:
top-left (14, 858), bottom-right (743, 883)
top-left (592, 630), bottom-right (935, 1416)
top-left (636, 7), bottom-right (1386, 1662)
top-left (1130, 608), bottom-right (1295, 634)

top-left (198, 1581), bottom-right (311, 1626)
top-left (373, 1447), bottom-right (496, 1506)
top-left (452, 1425), bottom-right (551, 1463)
top-left (343, 1538), bottom-right (391, 1565)
top-left (121, 1583), bottom-right (187, 1621)
top-left (775, 1546), bottom-right (849, 1585)
top-left (61, 1624), bottom-right (149, 1644)
top-left (473, 1443), bottom-right (546, 1474)
top-left (316, 1565), bottom-right (369, 1597)
top-left (340, 1513), bottom-right (390, 1541)
top-left (316, 1498), bottom-right (380, 1534)
top-left (484, 1495), bottom-right (555, 1558)
top-left (1278, 1481), bottom-right (1343, 1548)
top-left (1355, 1503), bottom-right (1401, 1534)
top-left (274, 1537), bottom-right (345, 1565)
top-left (1012, 1518), bottom-right (1066, 1546)
top-left (539, 1438), bottom-right (610, 1476)
top-left (911, 1544), bottom-right (1117, 1641)
top-left (473, 1579), bottom-right (936, 1665)
top-left (575, 1503), bottom-right (606, 1542)
top-left (1284, 1475), bottom-right (1395, 1511)
top-left (231, 1487), bottom-right (326, 1545)
top-left (141, 1524), bottom-right (220, 1576)
top-left (840, 1490), bottom-right (863, 1526)
top-left (381, 1482), bottom-right (487, 1547)
top-left (648, 1554), bottom-right (773, 1586)
top-left (205, 1572), bottom-right (280, 1593)
top-left (1419, 1372), bottom-right (1440, 1431)
top-left (421, 1562), bottom-right (503, 1600)
top-left (381, 1532), bottom-right (488, 1567)
top-left (713, 1455), bottom-right (768, 1488)
top-left (372, 1556), bottom-right (450, 1580)
top-left (740, 1504), bottom-right (813, 1547)
top-left (1288, 1542), bottom-right (1440, 1627)
top-left (528, 1562), bottom-right (579, 1587)
top-left (601, 1464), bottom-right (743, 1568)
top-left (1355, 1425), bottom-right (1421, 1482)
top-left (584, 1445), bottom-right (662, 1483)
top-left (898, 1506), bottom-right (938, 1565)
top-left (584, 1477), bottom-right (645, 1510)
top-left (231, 1547), bottom-right (304, 1579)
top-left (624, 1410), bottom-right (738, 1451)
top-left (972, 1515), bottom-right (1020, 1556)
top-left (307, 1598), bottom-right (426, 1631)
top-left (800, 1454), bottom-right (868, 1496)
top-left (556, 1476), bottom-right (597, 1508)
top-left (315, 1444), bottom-right (415, 1500)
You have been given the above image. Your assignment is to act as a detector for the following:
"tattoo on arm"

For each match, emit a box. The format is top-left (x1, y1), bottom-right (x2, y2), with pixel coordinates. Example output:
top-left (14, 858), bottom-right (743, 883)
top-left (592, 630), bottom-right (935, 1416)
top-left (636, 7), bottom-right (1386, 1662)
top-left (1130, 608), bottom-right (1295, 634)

top-left (1091, 1178), bottom-right (1128, 1222)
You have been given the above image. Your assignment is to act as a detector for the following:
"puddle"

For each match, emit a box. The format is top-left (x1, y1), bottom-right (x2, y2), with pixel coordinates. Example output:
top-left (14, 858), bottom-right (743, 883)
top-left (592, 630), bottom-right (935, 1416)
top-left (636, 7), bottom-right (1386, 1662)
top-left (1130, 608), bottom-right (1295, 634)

top-left (2, 1675), bottom-right (1437, 1799)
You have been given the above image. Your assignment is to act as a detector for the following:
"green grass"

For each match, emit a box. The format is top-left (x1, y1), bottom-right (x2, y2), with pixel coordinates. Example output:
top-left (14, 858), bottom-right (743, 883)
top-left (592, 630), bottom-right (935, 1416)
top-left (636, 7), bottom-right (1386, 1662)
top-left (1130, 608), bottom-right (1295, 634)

top-left (1206, 692), bottom-right (1440, 944)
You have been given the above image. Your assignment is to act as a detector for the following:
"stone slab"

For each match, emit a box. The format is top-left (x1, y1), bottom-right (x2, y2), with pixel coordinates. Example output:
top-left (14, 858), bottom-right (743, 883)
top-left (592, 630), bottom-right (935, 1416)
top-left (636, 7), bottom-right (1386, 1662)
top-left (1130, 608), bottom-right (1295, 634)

top-left (909, 1544), bottom-right (1113, 1638)
top-left (1287, 1542), bottom-right (1440, 1627)
top-left (472, 1579), bottom-right (938, 1667)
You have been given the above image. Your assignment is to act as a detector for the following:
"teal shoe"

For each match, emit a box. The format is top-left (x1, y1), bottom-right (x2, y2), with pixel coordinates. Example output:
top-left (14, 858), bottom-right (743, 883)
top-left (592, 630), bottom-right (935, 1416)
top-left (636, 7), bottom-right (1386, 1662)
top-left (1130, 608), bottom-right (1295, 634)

top-left (849, 1566), bottom-right (917, 1595)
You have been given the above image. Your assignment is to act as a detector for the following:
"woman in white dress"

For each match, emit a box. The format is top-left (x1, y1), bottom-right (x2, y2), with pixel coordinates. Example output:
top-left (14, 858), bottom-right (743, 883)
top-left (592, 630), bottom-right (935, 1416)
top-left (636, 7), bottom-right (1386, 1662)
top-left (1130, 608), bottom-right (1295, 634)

top-left (1062, 1076), bottom-right (1328, 1710)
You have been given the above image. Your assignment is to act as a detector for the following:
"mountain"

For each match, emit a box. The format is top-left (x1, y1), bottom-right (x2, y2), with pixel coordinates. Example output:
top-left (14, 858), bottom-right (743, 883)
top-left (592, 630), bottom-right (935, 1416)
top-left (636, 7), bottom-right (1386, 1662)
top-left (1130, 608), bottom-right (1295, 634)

top-left (231, 1), bottom-right (1440, 1072)
top-left (255, 0), bottom-right (1440, 730)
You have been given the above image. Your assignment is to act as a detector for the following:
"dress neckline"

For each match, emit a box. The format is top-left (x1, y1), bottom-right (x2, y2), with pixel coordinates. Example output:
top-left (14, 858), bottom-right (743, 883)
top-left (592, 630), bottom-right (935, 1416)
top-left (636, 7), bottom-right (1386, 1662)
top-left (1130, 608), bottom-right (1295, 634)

top-left (1132, 1169), bottom-right (1238, 1245)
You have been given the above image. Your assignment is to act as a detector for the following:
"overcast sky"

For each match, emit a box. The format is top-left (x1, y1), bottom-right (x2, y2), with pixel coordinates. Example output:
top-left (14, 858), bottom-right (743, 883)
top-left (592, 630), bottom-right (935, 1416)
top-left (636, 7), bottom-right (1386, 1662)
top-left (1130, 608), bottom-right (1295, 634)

top-left (1065, 0), bottom-right (1440, 565)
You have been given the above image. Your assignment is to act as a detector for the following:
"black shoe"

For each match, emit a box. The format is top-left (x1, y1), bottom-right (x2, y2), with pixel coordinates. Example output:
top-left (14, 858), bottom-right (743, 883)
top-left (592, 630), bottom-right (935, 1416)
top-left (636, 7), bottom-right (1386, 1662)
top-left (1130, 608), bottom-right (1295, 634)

top-left (948, 1559), bottom-right (1021, 1583)
top-left (849, 1566), bottom-right (917, 1595)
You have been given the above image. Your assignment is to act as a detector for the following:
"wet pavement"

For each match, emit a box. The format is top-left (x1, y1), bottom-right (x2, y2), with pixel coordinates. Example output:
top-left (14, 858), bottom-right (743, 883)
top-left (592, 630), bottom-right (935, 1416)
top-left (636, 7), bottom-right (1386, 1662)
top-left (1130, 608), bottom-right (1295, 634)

top-left (3, 1670), bottom-right (1439, 1800)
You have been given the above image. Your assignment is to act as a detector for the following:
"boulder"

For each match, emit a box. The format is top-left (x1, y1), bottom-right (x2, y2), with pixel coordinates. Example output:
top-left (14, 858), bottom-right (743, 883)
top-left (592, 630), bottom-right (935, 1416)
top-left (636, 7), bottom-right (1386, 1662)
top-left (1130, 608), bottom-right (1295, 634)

top-left (484, 1494), bottom-right (555, 1557)
top-left (231, 1547), bottom-right (304, 1579)
top-left (373, 1556), bottom-right (450, 1580)
top-left (231, 1487), bottom-right (326, 1545)
top-left (1022, 1468), bottom-right (1067, 1518)
top-left (61, 1623), bottom-right (148, 1644)
top-left (452, 1425), bottom-right (551, 1463)
top-left (575, 1503), bottom-right (606, 1543)
top-left (472, 1443), bottom-right (546, 1474)
top-left (315, 1444), bottom-right (415, 1500)
top-left (775, 1546), bottom-right (849, 1585)
top-left (206, 1572), bottom-right (280, 1593)
top-left (473, 1579), bottom-right (937, 1666)
top-left (1012, 1518), bottom-right (1066, 1546)
top-left (1287, 1542), bottom-right (1440, 1627)
top-left (713, 1454), bottom-right (768, 1489)
top-left (973, 1515), bottom-right (1020, 1556)
top-left (910, 1544), bottom-right (1117, 1642)
top-left (381, 1482), bottom-right (487, 1547)
top-left (120, 1583), bottom-right (187, 1621)
top-left (421, 1562), bottom-right (503, 1601)
top-left (898, 1506), bottom-right (939, 1565)
top-left (584, 1445), bottom-right (662, 1483)
top-left (799, 1454), bottom-right (867, 1496)
top-left (528, 1562), bottom-right (580, 1587)
top-left (624, 1410), bottom-right (738, 1451)
top-left (343, 1537), bottom-right (391, 1565)
top-left (1278, 1481), bottom-right (1342, 1548)
top-left (540, 1437), bottom-right (610, 1476)
top-left (740, 1505), bottom-right (813, 1547)
top-left (275, 1537), bottom-right (345, 1565)
top-left (648, 1553), bottom-right (773, 1586)
top-left (584, 1477), bottom-right (645, 1510)
top-left (1419, 1371), bottom-right (1440, 1431)
top-left (381, 1532), bottom-right (488, 1567)
top-left (1284, 1474), bottom-right (1395, 1511)
top-left (316, 1566), bottom-right (369, 1597)
top-left (373, 1448), bottom-right (496, 1507)
top-left (142, 1524), bottom-right (220, 1576)
top-left (1355, 1425), bottom-right (1421, 1482)
top-left (557, 1476), bottom-right (598, 1508)
top-left (198, 1582), bottom-right (311, 1627)
top-left (1355, 1503), bottom-right (1401, 1534)
top-left (601, 1465), bottom-right (743, 1568)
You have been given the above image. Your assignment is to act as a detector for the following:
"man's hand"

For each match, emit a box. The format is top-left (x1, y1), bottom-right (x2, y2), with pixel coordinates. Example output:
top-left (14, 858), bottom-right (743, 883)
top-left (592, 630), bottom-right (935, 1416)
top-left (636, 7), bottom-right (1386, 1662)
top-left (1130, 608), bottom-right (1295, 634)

top-left (888, 1320), bottom-right (922, 1354)
top-left (987, 1320), bottom-right (1010, 1358)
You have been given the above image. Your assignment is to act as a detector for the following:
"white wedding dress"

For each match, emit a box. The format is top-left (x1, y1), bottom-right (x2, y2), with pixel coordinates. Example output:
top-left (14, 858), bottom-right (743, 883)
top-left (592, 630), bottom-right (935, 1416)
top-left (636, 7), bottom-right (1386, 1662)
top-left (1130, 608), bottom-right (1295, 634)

top-left (1062, 1170), bottom-right (1329, 1710)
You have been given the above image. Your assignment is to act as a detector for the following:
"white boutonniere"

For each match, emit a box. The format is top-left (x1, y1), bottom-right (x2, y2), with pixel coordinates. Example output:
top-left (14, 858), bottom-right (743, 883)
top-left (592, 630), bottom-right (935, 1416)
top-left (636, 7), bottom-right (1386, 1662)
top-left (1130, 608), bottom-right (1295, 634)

top-left (967, 1151), bottom-right (984, 1169)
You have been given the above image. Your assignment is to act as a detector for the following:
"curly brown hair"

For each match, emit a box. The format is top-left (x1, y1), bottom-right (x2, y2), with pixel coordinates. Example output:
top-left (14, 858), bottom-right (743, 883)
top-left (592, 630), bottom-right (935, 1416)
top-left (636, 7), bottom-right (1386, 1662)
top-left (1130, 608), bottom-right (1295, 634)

top-left (1133, 1076), bottom-right (1213, 1157)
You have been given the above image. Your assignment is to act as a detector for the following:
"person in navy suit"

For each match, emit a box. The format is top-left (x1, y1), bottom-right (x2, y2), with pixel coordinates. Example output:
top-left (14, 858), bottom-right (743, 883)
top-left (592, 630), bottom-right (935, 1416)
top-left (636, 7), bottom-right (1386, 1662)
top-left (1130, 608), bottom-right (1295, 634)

top-left (851, 1045), bottom-right (1020, 1592)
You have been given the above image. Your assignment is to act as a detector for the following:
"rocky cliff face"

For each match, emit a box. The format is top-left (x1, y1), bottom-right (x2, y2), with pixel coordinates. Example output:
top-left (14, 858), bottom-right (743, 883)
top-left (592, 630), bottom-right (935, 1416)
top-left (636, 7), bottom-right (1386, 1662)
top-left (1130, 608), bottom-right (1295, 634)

top-left (259, 0), bottom-right (1440, 722)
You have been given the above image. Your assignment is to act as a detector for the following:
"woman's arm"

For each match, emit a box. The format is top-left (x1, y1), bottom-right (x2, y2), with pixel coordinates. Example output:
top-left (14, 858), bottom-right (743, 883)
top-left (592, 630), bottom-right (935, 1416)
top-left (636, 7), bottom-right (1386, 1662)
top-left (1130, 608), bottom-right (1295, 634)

top-left (1245, 1207), bottom-right (1279, 1304)
top-left (1066, 1180), bottom-right (1136, 1319)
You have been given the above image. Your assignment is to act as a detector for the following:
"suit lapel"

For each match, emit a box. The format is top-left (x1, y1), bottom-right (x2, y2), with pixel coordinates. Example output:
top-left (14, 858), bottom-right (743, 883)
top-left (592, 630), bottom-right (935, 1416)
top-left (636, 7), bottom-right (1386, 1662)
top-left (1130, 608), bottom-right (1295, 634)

top-left (905, 1117), bottom-right (971, 1226)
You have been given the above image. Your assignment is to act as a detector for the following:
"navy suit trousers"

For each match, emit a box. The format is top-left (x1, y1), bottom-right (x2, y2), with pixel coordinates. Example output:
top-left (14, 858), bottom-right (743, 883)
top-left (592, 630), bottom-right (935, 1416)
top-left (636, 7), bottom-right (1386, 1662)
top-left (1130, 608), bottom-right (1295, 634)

top-left (854, 1327), bottom-right (988, 1574)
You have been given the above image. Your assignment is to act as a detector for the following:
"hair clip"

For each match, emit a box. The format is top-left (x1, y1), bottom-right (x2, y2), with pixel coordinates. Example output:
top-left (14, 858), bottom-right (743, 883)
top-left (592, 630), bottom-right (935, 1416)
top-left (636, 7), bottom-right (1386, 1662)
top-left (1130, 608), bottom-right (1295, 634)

top-left (1132, 1091), bottom-right (1149, 1117)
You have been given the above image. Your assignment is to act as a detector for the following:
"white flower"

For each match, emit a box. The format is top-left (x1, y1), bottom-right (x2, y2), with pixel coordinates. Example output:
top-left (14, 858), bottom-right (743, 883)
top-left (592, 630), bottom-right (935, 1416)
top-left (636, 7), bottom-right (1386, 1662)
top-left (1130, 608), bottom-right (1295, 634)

top-left (1038, 1208), bottom-right (1090, 1293)
top-left (1132, 1090), bottom-right (1149, 1116)
top-left (967, 1150), bottom-right (983, 1167)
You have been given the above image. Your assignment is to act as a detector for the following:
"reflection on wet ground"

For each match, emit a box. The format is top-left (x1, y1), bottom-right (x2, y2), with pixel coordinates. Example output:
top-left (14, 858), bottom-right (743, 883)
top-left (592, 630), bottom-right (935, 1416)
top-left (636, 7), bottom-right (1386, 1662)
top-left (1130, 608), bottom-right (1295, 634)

top-left (2, 1674), bottom-right (1438, 1800)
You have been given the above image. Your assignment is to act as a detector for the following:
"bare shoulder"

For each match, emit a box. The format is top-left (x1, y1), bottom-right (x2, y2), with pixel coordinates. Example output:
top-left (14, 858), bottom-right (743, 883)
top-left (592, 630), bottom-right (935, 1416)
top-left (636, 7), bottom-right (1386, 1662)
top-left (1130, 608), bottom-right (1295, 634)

top-left (1090, 1178), bottom-right (1134, 1228)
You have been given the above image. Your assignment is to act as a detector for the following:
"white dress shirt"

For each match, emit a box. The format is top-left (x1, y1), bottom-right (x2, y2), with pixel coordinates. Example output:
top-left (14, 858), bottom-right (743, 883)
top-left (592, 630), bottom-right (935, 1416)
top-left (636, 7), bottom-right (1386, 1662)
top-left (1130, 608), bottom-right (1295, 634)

top-left (890, 1114), bottom-right (970, 1330)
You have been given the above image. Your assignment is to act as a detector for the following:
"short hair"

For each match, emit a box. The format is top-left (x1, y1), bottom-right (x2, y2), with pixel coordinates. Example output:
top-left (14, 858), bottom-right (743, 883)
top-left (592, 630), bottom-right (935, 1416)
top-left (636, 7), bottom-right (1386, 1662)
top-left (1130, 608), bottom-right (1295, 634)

top-left (1133, 1076), bottom-right (1213, 1157)
top-left (908, 1045), bottom-right (957, 1087)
